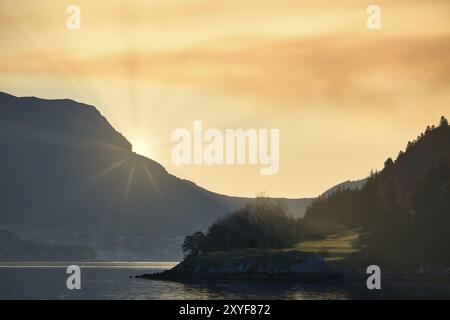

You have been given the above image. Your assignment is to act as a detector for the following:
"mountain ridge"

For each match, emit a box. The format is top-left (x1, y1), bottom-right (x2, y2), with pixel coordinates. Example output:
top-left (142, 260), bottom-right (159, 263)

top-left (0, 91), bottom-right (313, 260)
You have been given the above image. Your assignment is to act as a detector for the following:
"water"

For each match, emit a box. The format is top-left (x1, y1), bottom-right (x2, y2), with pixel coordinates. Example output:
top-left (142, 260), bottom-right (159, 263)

top-left (1, 262), bottom-right (450, 299)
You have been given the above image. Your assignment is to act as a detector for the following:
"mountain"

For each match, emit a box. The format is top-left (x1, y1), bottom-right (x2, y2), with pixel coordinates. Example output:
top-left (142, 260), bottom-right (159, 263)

top-left (0, 229), bottom-right (22, 253)
top-left (0, 228), bottom-right (96, 261)
top-left (0, 92), bottom-right (311, 260)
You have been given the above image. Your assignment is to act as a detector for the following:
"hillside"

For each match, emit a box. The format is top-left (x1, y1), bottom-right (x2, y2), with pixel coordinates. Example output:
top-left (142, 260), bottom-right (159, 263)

top-left (319, 179), bottom-right (366, 199)
top-left (304, 117), bottom-right (450, 268)
top-left (0, 229), bottom-right (96, 261)
top-left (0, 92), bottom-right (311, 260)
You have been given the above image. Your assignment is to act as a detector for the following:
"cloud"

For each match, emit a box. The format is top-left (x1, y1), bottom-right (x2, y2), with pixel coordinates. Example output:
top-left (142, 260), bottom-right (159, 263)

top-left (3, 33), bottom-right (449, 115)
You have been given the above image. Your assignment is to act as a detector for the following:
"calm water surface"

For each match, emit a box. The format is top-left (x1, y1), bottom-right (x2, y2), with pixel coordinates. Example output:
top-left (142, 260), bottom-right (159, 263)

top-left (1, 262), bottom-right (450, 299)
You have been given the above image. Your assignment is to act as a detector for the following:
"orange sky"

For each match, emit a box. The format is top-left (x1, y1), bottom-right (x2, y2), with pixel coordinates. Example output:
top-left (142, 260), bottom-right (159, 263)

top-left (0, 0), bottom-right (449, 197)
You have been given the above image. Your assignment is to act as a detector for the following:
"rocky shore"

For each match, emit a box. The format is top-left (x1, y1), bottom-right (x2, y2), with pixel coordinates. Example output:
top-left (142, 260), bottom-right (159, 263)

top-left (136, 249), bottom-right (358, 281)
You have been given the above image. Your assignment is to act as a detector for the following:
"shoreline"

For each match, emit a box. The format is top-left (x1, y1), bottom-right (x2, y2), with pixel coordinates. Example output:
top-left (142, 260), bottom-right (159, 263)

top-left (135, 270), bottom-right (357, 282)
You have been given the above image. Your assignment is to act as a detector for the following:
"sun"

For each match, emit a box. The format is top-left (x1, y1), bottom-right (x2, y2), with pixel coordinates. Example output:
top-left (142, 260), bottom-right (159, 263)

top-left (130, 137), bottom-right (154, 159)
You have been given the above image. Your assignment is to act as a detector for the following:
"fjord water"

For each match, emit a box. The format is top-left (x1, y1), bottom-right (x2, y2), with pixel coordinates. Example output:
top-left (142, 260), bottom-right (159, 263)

top-left (0, 262), bottom-right (345, 299)
top-left (1, 262), bottom-right (450, 299)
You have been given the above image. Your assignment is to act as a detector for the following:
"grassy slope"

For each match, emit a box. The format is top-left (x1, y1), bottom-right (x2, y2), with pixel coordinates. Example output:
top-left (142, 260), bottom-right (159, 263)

top-left (290, 229), bottom-right (362, 261)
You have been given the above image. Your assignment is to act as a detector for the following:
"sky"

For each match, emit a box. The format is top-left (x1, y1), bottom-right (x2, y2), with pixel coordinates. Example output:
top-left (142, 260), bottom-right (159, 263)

top-left (0, 0), bottom-right (449, 198)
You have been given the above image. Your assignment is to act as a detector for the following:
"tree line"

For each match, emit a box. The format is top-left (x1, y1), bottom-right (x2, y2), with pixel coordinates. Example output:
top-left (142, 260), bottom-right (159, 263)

top-left (304, 116), bottom-right (450, 268)
top-left (182, 197), bottom-right (340, 258)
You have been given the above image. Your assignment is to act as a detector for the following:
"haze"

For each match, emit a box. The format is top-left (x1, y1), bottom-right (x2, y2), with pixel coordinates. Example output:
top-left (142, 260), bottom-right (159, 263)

top-left (0, 0), bottom-right (449, 197)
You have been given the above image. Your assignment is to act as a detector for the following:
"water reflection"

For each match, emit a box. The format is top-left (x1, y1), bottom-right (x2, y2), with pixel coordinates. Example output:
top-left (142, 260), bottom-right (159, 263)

top-left (149, 279), bottom-right (351, 300)
top-left (1, 262), bottom-right (450, 299)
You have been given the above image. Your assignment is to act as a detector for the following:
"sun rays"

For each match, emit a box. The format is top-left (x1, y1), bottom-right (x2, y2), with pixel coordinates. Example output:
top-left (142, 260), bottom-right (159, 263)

top-left (123, 158), bottom-right (136, 201)
top-left (86, 147), bottom-right (163, 204)
top-left (142, 162), bottom-right (162, 196)
top-left (89, 158), bottom-right (128, 183)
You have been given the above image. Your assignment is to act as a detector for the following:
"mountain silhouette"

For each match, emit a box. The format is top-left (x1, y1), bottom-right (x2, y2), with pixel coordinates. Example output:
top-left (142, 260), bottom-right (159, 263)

top-left (0, 228), bottom-right (96, 261)
top-left (0, 92), bottom-right (311, 260)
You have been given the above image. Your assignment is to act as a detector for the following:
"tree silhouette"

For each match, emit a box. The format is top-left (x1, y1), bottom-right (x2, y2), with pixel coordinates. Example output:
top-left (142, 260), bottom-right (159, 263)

top-left (183, 198), bottom-right (323, 256)
top-left (182, 231), bottom-right (205, 258)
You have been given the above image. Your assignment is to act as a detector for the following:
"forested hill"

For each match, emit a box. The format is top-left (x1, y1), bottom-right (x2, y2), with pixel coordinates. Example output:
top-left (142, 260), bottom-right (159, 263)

top-left (304, 116), bottom-right (450, 267)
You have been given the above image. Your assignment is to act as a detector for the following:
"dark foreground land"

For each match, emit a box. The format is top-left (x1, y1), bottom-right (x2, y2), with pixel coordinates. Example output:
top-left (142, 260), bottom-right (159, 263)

top-left (137, 231), bottom-right (366, 282)
top-left (137, 230), bottom-right (450, 286)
